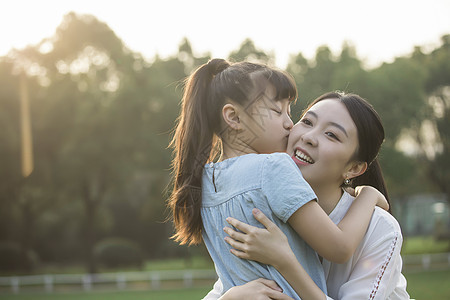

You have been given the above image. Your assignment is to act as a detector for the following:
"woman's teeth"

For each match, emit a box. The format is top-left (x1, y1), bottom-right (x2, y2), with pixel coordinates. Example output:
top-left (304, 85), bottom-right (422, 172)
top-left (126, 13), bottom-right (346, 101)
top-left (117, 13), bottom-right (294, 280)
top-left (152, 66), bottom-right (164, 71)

top-left (295, 150), bottom-right (314, 164)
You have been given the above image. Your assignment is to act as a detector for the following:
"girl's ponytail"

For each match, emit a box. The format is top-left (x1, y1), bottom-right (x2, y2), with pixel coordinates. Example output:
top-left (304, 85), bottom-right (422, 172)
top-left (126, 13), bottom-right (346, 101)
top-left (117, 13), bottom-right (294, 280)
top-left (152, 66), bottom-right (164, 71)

top-left (168, 59), bottom-right (230, 245)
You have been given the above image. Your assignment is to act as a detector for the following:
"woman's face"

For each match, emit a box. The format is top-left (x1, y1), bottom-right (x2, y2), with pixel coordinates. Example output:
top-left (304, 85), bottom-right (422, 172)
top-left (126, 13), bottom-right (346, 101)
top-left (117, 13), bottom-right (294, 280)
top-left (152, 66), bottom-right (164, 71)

top-left (287, 98), bottom-right (360, 189)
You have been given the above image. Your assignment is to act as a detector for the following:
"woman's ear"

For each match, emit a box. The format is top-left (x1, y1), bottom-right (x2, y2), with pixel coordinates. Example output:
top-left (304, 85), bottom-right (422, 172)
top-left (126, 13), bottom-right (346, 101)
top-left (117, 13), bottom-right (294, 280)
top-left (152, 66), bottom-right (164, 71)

top-left (222, 103), bottom-right (241, 130)
top-left (344, 161), bottom-right (367, 181)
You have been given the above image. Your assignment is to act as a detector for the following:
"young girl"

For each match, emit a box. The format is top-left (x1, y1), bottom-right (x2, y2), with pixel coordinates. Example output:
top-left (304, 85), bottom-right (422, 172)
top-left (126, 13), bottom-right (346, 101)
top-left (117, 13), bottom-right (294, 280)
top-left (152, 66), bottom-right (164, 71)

top-left (207, 92), bottom-right (410, 299)
top-left (168, 59), bottom-right (388, 299)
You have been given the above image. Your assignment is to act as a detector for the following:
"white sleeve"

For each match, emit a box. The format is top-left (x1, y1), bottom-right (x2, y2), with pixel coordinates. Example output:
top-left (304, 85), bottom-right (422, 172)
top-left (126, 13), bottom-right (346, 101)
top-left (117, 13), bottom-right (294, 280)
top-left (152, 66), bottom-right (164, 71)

top-left (336, 231), bottom-right (409, 300)
top-left (202, 278), bottom-right (224, 300)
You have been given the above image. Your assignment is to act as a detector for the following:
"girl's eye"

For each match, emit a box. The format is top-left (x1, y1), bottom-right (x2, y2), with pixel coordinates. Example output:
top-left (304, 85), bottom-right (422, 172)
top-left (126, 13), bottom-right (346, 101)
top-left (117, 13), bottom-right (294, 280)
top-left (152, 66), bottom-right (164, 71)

top-left (271, 108), bottom-right (282, 115)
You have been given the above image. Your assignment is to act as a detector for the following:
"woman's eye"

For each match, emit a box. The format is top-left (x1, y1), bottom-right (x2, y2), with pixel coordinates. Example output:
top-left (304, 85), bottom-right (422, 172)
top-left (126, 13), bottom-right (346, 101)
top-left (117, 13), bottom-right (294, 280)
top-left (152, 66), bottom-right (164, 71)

top-left (326, 132), bottom-right (339, 140)
top-left (301, 118), bottom-right (312, 126)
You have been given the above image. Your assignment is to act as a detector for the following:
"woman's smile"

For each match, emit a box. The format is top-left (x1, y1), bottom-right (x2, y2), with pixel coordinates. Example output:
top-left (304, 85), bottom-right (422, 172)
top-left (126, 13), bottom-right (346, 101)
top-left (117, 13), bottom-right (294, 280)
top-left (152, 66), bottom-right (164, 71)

top-left (292, 148), bottom-right (314, 166)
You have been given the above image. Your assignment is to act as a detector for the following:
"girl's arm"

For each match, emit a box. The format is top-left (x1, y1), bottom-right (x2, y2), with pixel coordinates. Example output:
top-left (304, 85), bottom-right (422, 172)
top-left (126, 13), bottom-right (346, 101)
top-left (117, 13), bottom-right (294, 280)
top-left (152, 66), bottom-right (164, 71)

top-left (261, 155), bottom-right (388, 264)
top-left (289, 186), bottom-right (388, 263)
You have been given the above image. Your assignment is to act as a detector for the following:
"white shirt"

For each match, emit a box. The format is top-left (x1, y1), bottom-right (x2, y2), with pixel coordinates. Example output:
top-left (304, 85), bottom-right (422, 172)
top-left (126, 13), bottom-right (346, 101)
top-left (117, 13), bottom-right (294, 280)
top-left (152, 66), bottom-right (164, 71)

top-left (322, 191), bottom-right (409, 299)
top-left (203, 191), bottom-right (410, 300)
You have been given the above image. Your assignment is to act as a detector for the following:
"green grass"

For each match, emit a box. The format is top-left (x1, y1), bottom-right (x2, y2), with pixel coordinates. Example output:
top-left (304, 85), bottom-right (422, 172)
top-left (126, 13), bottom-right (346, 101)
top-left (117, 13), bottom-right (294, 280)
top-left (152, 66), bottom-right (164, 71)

top-left (0, 288), bottom-right (211, 300)
top-left (405, 269), bottom-right (450, 299)
top-left (1, 270), bottom-right (448, 299)
top-left (401, 236), bottom-right (450, 255)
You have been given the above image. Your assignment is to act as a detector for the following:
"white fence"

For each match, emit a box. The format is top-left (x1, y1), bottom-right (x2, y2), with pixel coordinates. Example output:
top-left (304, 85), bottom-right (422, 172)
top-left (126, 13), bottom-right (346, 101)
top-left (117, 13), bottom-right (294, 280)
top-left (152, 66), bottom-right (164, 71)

top-left (402, 252), bottom-right (450, 270)
top-left (0, 269), bottom-right (217, 294)
top-left (1, 253), bottom-right (449, 294)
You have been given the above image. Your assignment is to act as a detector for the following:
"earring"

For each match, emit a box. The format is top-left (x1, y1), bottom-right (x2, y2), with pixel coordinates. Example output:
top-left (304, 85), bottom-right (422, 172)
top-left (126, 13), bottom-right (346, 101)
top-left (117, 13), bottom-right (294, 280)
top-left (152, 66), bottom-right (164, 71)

top-left (344, 178), bottom-right (351, 185)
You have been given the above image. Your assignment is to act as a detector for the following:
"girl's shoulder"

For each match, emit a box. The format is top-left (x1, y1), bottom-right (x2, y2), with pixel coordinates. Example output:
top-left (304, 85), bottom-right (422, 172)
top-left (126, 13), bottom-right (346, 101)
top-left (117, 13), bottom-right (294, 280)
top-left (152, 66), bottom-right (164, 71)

top-left (261, 152), bottom-right (297, 167)
top-left (262, 152), bottom-right (291, 160)
top-left (260, 152), bottom-right (303, 178)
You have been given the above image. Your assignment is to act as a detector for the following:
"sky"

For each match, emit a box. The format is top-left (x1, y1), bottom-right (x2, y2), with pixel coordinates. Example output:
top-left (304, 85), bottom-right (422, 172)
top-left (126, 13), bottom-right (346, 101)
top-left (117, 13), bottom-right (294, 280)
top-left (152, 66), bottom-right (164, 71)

top-left (1, 0), bottom-right (450, 69)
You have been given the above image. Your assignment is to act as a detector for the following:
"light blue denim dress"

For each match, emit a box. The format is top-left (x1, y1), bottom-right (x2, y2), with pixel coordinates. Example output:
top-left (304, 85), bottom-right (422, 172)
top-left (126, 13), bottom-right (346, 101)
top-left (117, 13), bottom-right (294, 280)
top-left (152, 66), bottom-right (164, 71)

top-left (201, 153), bottom-right (327, 298)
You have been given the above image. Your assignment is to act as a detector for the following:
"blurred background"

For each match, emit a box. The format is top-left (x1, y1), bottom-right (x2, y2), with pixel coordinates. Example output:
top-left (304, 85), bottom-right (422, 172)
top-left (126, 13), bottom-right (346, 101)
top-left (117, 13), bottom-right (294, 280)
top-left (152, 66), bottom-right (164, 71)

top-left (0, 0), bottom-right (449, 299)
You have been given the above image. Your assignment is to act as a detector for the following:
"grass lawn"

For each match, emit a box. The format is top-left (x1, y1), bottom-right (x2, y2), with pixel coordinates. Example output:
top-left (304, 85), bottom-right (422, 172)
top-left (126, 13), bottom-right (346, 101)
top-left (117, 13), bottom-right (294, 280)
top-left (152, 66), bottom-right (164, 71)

top-left (404, 269), bottom-right (450, 299)
top-left (0, 287), bottom-right (210, 300)
top-left (1, 269), bottom-right (449, 299)
top-left (401, 236), bottom-right (450, 255)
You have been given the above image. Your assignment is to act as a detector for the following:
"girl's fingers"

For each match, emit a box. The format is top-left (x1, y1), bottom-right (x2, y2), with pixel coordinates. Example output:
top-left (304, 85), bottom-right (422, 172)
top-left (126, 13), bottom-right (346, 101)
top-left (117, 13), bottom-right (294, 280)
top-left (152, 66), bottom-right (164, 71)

top-left (226, 217), bottom-right (254, 233)
top-left (343, 186), bottom-right (355, 196)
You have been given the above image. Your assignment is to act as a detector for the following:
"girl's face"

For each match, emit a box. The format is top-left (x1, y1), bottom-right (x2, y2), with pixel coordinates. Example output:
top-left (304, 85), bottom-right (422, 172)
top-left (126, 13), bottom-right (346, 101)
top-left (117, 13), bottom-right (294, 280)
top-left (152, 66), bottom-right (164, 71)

top-left (240, 86), bottom-right (293, 154)
top-left (286, 99), bottom-right (360, 188)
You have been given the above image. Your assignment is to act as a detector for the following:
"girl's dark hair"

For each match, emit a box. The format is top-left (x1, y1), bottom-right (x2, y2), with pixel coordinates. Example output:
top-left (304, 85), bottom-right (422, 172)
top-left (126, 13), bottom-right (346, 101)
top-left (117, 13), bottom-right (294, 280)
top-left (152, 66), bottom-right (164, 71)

top-left (168, 58), bottom-right (297, 245)
top-left (304, 92), bottom-right (390, 211)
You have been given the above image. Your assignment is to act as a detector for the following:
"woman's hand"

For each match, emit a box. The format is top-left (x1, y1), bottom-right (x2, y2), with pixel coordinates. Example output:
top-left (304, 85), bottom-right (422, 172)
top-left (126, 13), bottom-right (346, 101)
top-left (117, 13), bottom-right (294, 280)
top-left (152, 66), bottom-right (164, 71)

top-left (347, 186), bottom-right (389, 211)
top-left (219, 278), bottom-right (294, 300)
top-left (223, 208), bottom-right (295, 269)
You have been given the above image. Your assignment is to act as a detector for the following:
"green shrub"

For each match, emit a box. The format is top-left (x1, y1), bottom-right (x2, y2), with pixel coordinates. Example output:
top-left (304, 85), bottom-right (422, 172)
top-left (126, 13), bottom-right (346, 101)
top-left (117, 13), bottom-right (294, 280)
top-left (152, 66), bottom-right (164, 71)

top-left (94, 237), bottom-right (144, 269)
top-left (0, 241), bottom-right (39, 272)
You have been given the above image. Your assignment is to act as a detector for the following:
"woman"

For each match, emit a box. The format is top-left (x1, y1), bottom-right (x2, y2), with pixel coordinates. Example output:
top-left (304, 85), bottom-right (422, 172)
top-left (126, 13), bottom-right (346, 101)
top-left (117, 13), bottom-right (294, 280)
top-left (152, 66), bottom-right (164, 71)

top-left (204, 92), bottom-right (410, 299)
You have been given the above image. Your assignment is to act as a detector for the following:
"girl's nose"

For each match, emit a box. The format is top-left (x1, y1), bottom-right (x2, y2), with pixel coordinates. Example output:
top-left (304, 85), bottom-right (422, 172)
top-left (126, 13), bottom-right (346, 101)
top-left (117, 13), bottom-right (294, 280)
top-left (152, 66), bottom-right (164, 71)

top-left (284, 117), bottom-right (294, 130)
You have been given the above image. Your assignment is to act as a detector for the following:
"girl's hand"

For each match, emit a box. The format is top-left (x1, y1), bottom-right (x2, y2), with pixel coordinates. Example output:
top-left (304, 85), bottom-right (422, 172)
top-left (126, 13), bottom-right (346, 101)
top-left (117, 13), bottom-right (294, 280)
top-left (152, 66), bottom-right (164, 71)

top-left (346, 185), bottom-right (389, 211)
top-left (219, 278), bottom-right (294, 300)
top-left (223, 208), bottom-right (295, 269)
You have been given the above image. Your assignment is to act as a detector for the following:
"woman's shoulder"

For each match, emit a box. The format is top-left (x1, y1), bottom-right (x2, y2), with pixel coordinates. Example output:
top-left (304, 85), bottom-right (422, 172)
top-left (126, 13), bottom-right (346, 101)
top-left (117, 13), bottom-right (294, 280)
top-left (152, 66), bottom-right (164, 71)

top-left (341, 191), bottom-right (402, 235)
top-left (372, 207), bottom-right (402, 232)
top-left (365, 207), bottom-right (403, 249)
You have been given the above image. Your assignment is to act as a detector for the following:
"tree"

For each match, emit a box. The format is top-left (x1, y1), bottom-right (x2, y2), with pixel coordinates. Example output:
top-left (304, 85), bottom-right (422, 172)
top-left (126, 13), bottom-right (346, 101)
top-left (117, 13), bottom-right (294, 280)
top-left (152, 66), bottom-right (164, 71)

top-left (228, 39), bottom-right (273, 64)
top-left (409, 35), bottom-right (450, 204)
